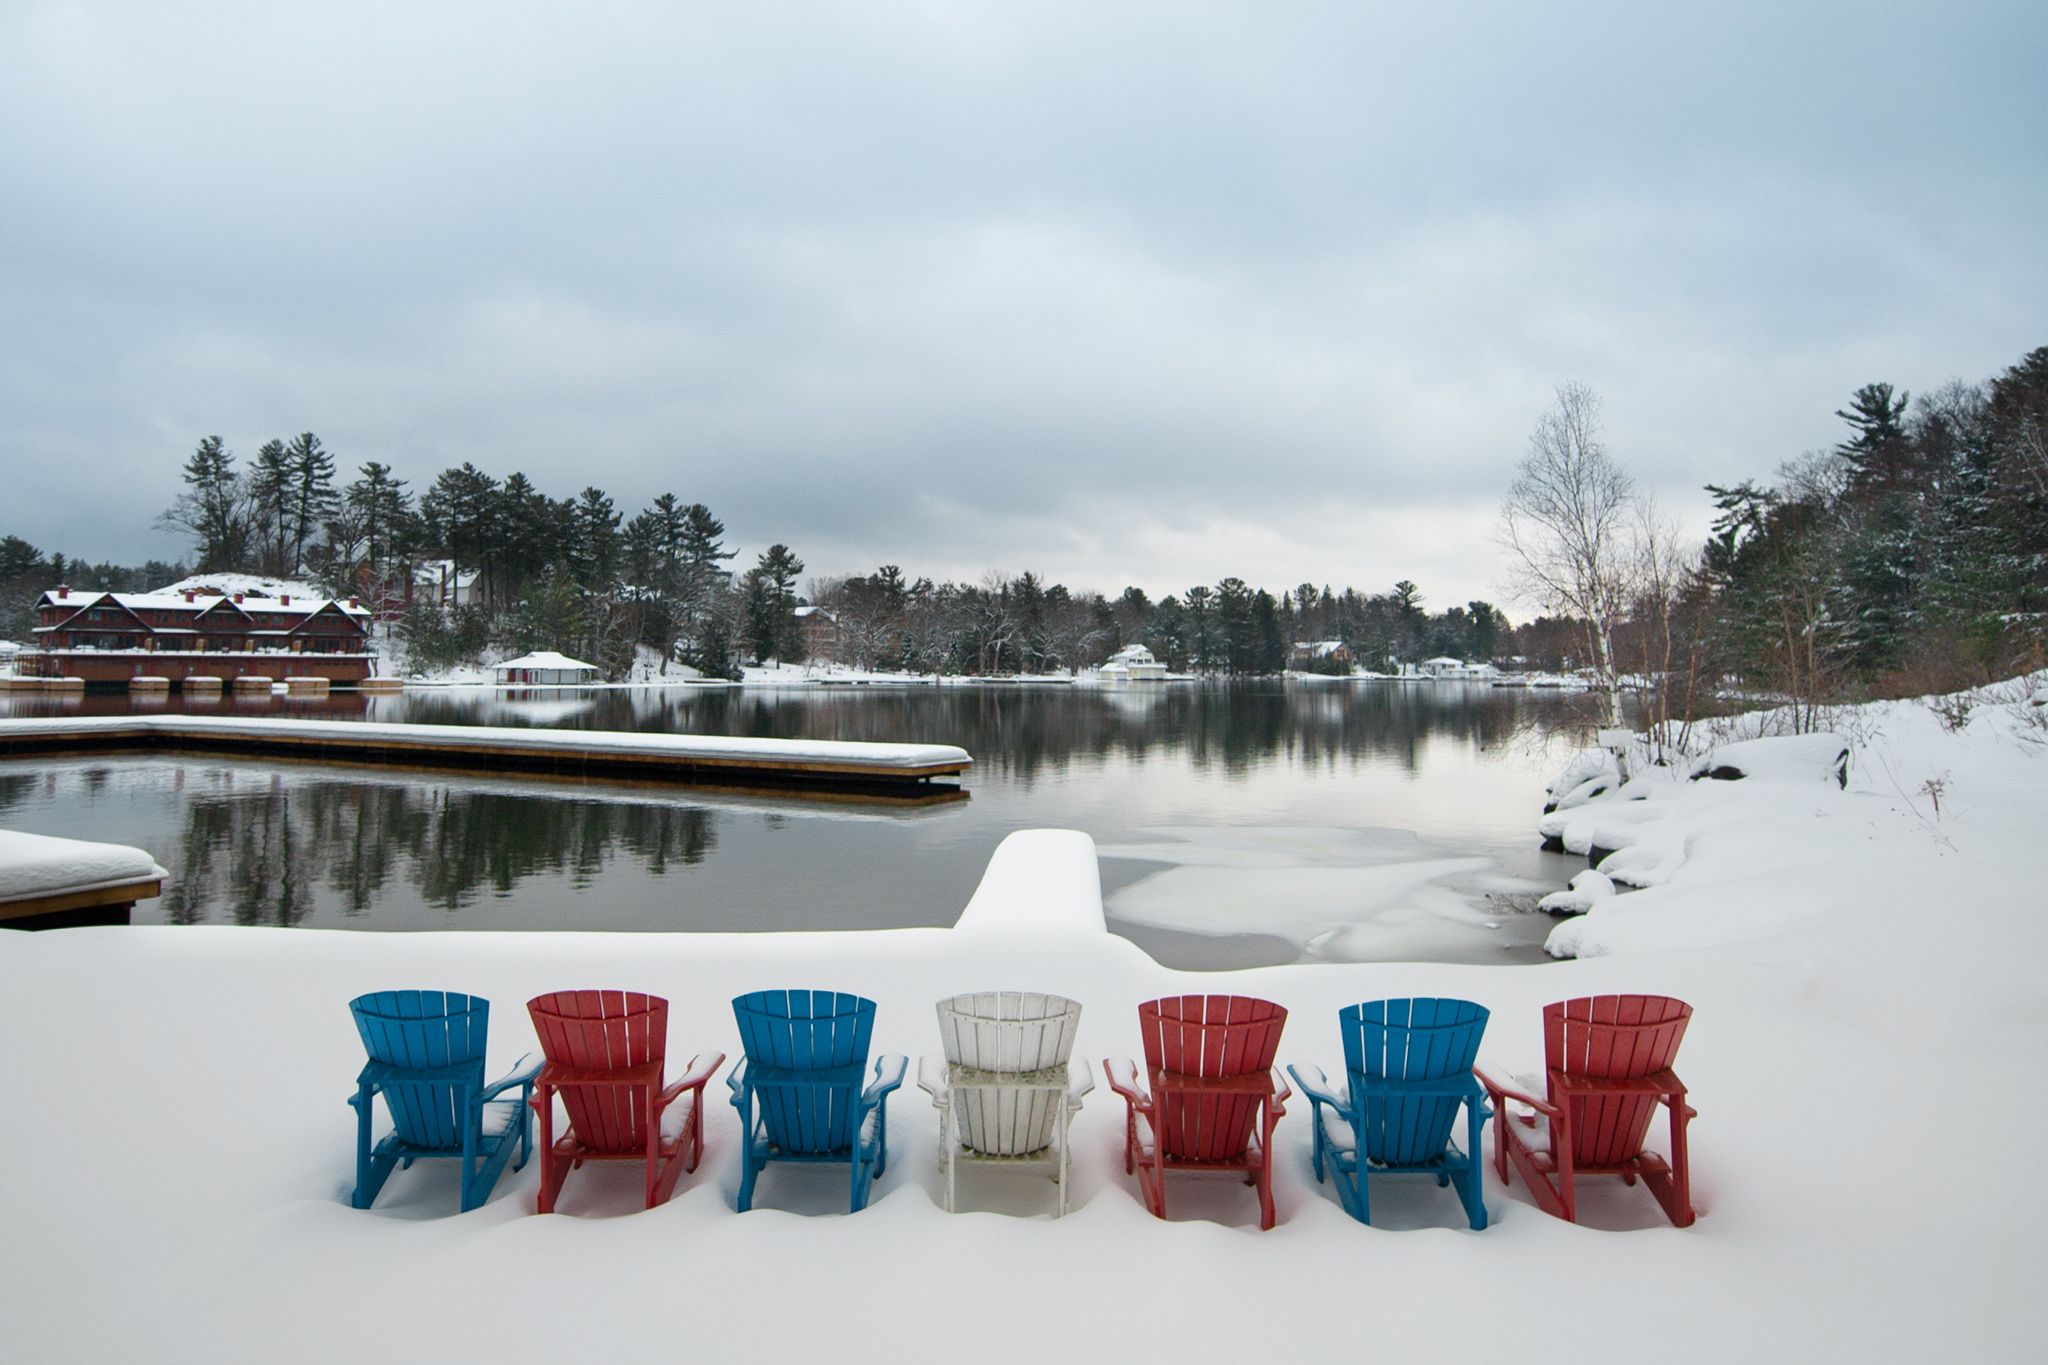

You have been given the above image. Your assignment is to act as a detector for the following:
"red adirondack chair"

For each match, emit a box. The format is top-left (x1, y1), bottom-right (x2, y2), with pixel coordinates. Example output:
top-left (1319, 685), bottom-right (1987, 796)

top-left (1103, 995), bottom-right (1291, 1230)
top-left (1476, 994), bottom-right (1697, 1226)
top-left (526, 990), bottom-right (725, 1213)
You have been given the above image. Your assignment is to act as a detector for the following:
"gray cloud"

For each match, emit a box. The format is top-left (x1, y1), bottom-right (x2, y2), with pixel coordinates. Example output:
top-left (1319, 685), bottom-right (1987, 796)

top-left (3, 1), bottom-right (2042, 610)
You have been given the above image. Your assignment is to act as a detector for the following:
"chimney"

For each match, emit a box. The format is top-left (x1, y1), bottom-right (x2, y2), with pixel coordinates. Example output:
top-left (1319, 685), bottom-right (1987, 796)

top-left (233, 592), bottom-right (244, 603)
top-left (281, 594), bottom-right (290, 606)
top-left (349, 597), bottom-right (360, 609)
top-left (56, 585), bottom-right (68, 599)
top-left (183, 591), bottom-right (195, 604)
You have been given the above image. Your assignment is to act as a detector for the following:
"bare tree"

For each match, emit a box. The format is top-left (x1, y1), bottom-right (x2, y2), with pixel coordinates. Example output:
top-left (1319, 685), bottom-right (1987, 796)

top-left (1497, 381), bottom-right (1635, 727)
top-left (1622, 496), bottom-right (1706, 762)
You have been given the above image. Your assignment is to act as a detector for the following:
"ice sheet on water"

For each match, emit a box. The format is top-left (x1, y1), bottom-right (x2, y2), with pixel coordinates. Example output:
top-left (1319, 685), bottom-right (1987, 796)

top-left (1099, 825), bottom-right (1496, 960)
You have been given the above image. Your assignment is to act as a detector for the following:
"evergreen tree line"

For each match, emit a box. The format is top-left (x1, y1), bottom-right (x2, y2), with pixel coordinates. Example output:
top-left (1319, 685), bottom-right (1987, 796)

top-left (1681, 345), bottom-right (2047, 715)
top-left (136, 433), bottom-right (1515, 679)
top-left (808, 568), bottom-right (1510, 676)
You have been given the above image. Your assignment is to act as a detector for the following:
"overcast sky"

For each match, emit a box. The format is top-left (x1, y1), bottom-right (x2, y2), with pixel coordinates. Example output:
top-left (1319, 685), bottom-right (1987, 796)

top-left (3, 1), bottom-right (2042, 612)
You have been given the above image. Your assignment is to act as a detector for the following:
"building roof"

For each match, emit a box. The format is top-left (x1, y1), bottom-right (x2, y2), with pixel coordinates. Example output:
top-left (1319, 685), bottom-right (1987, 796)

top-left (39, 590), bottom-right (368, 618)
top-left (494, 652), bottom-right (597, 673)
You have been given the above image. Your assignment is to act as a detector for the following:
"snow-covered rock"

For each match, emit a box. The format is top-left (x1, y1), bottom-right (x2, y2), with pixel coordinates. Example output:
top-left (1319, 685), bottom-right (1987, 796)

top-left (1536, 868), bottom-right (1616, 914)
top-left (1689, 732), bottom-right (1850, 787)
top-left (1543, 747), bottom-right (1620, 811)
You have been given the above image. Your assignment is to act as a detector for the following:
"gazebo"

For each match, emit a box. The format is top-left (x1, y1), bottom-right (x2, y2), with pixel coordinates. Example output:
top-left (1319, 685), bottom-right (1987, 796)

top-left (492, 651), bottom-right (598, 686)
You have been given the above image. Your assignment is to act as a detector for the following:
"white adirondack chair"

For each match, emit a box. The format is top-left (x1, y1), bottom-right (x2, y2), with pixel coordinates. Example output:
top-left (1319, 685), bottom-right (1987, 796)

top-left (917, 991), bottom-right (1093, 1215)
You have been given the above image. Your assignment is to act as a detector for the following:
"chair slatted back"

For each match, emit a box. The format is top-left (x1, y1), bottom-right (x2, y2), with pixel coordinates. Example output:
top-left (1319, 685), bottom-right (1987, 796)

top-left (1341, 997), bottom-right (1488, 1166)
top-left (350, 991), bottom-right (489, 1150)
top-left (733, 990), bottom-right (875, 1154)
top-left (1139, 995), bottom-right (1285, 1162)
top-left (1543, 995), bottom-right (1692, 1166)
top-left (528, 991), bottom-right (670, 1154)
top-left (937, 992), bottom-right (1081, 1156)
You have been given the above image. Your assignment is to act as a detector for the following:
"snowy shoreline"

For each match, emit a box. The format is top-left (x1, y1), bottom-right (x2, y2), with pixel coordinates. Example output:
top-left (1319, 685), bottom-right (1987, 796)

top-left (3, 684), bottom-right (2045, 1361)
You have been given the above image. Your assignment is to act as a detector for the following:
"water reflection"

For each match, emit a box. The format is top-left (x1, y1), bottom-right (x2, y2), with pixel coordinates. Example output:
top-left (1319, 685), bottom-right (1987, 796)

top-left (0, 681), bottom-right (1602, 959)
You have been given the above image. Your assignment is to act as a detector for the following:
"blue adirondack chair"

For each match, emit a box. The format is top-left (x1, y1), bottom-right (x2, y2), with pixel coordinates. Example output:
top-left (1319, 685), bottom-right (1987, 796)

top-left (1287, 997), bottom-right (1492, 1229)
top-left (348, 990), bottom-right (540, 1213)
top-left (727, 990), bottom-right (907, 1213)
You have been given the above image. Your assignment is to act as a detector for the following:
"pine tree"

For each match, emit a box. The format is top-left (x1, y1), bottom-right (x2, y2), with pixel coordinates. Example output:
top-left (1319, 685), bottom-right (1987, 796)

top-left (249, 440), bottom-right (292, 574)
top-left (283, 432), bottom-right (338, 574)
top-left (568, 487), bottom-right (622, 592)
top-left (160, 435), bottom-right (248, 570)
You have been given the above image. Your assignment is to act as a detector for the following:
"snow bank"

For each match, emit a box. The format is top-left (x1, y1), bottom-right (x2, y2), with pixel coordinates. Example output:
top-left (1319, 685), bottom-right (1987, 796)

top-left (1688, 732), bottom-right (1850, 786)
top-left (1538, 677), bottom-right (2045, 960)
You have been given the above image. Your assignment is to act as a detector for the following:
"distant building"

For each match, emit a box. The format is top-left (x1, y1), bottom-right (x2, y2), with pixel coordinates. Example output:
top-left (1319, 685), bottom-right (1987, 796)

top-left (1100, 643), bottom-right (1168, 682)
top-left (493, 651), bottom-right (598, 686)
top-left (794, 606), bottom-right (840, 662)
top-left (26, 586), bottom-right (373, 685)
top-left (1290, 640), bottom-right (1352, 666)
top-left (1403, 656), bottom-right (1500, 680)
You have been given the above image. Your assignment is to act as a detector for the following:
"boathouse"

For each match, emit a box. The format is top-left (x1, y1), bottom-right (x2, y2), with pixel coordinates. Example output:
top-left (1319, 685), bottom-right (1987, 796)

top-left (493, 651), bottom-right (599, 686)
top-left (25, 586), bottom-right (374, 685)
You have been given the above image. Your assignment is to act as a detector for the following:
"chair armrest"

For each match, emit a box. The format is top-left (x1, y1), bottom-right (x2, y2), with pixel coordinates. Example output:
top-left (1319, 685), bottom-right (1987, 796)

top-left (1475, 1066), bottom-right (1561, 1118)
top-left (660, 1050), bottom-right (727, 1107)
top-left (916, 1053), bottom-right (949, 1104)
top-left (1103, 1057), bottom-right (1150, 1110)
top-left (1360, 1073), bottom-right (1488, 1101)
top-left (1551, 1068), bottom-right (1690, 1102)
top-left (1286, 1062), bottom-right (1345, 1111)
top-left (862, 1055), bottom-right (908, 1108)
top-left (479, 1053), bottom-right (540, 1101)
top-left (725, 1058), bottom-right (750, 1100)
top-left (1154, 1069), bottom-right (1279, 1096)
top-left (1267, 1068), bottom-right (1291, 1118)
top-left (1066, 1055), bottom-right (1095, 1105)
top-left (356, 1058), bottom-right (478, 1089)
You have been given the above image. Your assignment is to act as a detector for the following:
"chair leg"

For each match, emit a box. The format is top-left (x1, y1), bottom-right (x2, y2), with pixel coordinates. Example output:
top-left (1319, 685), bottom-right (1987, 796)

top-left (533, 1091), bottom-right (560, 1214)
top-left (736, 1148), bottom-right (759, 1213)
top-left (686, 1086), bottom-right (706, 1174)
top-left (350, 1089), bottom-right (397, 1210)
top-left (513, 1088), bottom-right (533, 1172)
top-left (1645, 1102), bottom-right (1696, 1226)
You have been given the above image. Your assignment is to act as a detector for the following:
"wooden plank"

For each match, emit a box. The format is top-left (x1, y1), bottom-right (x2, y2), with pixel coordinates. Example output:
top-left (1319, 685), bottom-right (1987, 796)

top-left (0, 877), bottom-right (162, 922)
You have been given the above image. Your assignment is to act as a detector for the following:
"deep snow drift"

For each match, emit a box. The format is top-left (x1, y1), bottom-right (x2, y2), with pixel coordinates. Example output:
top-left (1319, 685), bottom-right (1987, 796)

top-left (1, 681), bottom-right (2044, 1363)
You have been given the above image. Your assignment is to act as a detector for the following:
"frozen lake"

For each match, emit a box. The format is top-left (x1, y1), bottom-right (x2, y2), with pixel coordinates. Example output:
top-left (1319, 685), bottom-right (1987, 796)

top-left (0, 680), bottom-right (1594, 967)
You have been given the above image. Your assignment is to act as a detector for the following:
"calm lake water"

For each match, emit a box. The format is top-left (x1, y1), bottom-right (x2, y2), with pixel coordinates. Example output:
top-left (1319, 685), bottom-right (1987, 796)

top-left (0, 680), bottom-right (1596, 968)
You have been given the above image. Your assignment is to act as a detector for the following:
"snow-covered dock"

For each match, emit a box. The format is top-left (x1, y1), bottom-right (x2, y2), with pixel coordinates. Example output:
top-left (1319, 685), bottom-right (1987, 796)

top-left (0, 715), bottom-right (973, 796)
top-left (0, 828), bottom-right (165, 926)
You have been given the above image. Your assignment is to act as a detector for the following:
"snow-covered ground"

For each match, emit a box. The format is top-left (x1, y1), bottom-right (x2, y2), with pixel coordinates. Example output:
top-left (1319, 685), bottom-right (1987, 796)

top-left (155, 571), bottom-right (336, 601)
top-left (2, 681), bottom-right (2044, 1362)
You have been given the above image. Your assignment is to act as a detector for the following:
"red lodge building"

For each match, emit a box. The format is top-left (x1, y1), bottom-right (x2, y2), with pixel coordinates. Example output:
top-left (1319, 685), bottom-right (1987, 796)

top-left (27, 586), bottom-right (376, 686)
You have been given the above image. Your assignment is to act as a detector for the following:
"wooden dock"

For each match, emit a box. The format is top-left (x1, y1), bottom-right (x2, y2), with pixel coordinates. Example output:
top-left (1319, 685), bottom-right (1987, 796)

top-left (0, 828), bottom-right (166, 929)
top-left (0, 715), bottom-right (973, 798)
top-left (0, 875), bottom-right (162, 929)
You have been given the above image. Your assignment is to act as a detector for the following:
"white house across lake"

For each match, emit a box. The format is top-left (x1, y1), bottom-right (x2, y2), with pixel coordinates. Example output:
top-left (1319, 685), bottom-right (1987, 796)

top-left (493, 652), bottom-right (598, 686)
